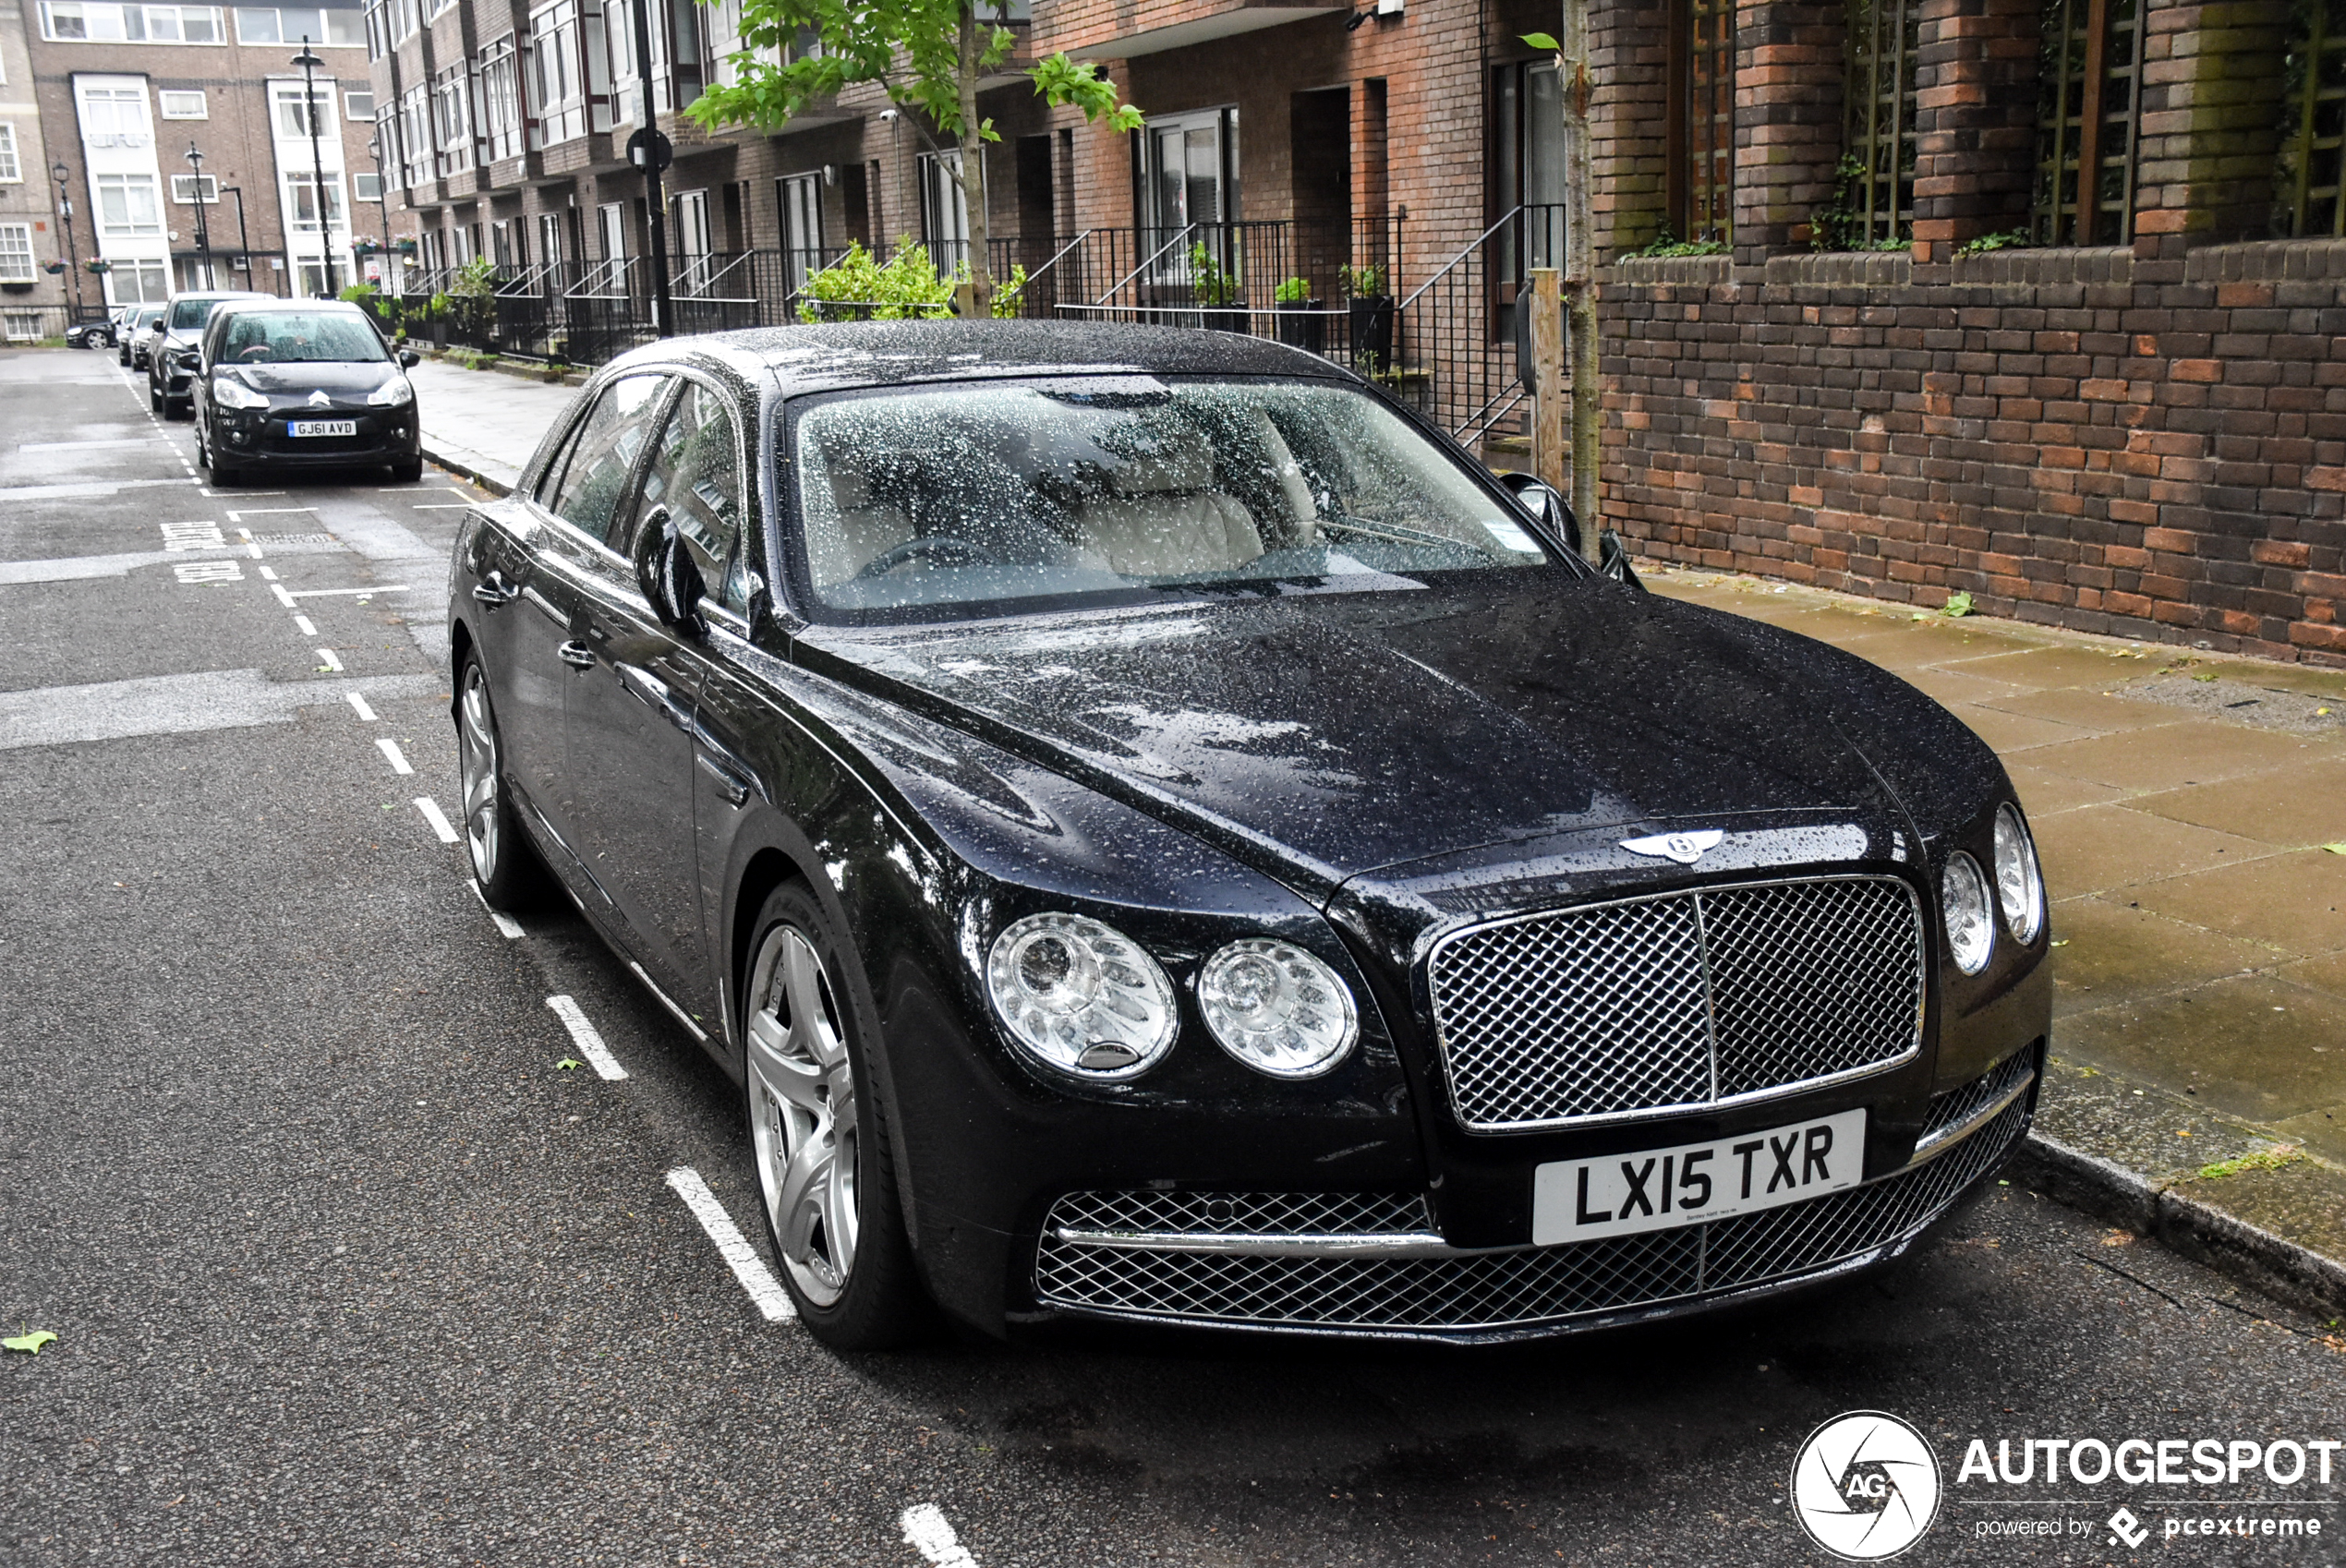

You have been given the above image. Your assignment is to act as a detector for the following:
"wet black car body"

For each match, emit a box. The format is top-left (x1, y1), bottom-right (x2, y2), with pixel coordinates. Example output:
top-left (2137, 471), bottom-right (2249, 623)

top-left (445, 321), bottom-right (2050, 1348)
top-left (147, 289), bottom-right (271, 416)
top-left (191, 299), bottom-right (423, 484)
top-left (119, 305), bottom-right (164, 368)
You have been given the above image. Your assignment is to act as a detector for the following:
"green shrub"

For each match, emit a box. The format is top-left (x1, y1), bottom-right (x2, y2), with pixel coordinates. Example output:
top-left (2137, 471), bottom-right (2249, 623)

top-left (1274, 275), bottom-right (1311, 304)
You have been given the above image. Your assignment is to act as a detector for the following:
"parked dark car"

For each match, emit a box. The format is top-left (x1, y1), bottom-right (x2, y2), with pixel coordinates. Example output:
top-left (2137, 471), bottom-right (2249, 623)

top-left (191, 299), bottom-right (423, 485)
top-left (147, 289), bottom-right (271, 416)
top-left (119, 305), bottom-right (165, 368)
top-left (446, 321), bottom-right (2051, 1351)
top-left (71, 310), bottom-right (121, 351)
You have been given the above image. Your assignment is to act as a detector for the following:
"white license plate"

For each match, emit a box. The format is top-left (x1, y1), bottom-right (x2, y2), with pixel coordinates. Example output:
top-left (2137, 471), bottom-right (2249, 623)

top-left (288, 419), bottom-right (357, 437)
top-left (1530, 1107), bottom-right (1868, 1245)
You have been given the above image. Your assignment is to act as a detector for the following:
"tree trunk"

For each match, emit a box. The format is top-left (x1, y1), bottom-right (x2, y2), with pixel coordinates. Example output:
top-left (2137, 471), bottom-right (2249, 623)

top-left (956, 6), bottom-right (993, 313)
top-left (1559, 0), bottom-right (1600, 561)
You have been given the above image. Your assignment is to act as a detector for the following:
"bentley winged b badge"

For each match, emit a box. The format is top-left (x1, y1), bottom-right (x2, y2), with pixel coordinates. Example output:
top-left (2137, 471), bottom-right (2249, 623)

top-left (1619, 829), bottom-right (1725, 866)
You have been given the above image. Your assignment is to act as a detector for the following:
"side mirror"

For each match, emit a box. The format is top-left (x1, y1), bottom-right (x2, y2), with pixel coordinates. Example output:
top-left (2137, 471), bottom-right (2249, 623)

top-left (397, 348), bottom-right (420, 368)
top-left (1494, 470), bottom-right (1581, 557)
top-left (633, 505), bottom-right (707, 637)
top-left (1598, 529), bottom-right (1646, 591)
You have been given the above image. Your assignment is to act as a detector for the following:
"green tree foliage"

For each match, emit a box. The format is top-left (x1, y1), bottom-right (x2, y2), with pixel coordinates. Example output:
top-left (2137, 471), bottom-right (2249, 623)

top-left (687, 2), bottom-right (1141, 310)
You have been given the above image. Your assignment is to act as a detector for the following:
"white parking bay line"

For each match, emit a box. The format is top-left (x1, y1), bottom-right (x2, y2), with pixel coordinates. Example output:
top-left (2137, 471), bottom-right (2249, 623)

top-left (346, 691), bottom-right (377, 720)
top-left (294, 615), bottom-right (318, 635)
top-left (547, 995), bottom-right (627, 1080)
top-left (316, 647), bottom-right (343, 671)
top-left (269, 583), bottom-right (296, 607)
top-left (376, 737), bottom-right (413, 774)
top-left (901, 1504), bottom-right (980, 1568)
top-left (412, 796), bottom-right (459, 844)
top-left (664, 1167), bottom-right (795, 1322)
top-left (467, 881), bottom-right (524, 939)
top-left (289, 585), bottom-right (410, 598)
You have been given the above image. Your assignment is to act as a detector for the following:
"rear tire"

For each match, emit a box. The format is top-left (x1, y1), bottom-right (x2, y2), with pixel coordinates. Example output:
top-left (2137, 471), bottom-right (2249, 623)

top-left (743, 882), bottom-right (933, 1350)
top-left (455, 652), bottom-right (551, 911)
top-left (148, 380), bottom-right (162, 414)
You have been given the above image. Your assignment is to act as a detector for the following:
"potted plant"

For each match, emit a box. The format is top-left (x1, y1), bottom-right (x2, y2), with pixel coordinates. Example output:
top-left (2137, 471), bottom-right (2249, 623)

top-left (1273, 275), bottom-right (1324, 354)
top-left (1341, 262), bottom-right (1394, 375)
top-left (42, 259), bottom-right (67, 275)
top-left (1190, 242), bottom-right (1246, 332)
top-left (85, 258), bottom-right (112, 275)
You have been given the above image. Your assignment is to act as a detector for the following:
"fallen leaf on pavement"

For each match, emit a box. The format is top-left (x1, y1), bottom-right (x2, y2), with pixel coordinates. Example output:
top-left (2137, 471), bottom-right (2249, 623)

top-left (556, 1057), bottom-right (583, 1071)
top-left (4, 1330), bottom-right (58, 1355)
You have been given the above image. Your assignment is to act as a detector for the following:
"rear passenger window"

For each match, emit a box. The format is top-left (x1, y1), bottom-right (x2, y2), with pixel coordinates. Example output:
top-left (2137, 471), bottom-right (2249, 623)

top-left (638, 381), bottom-right (748, 612)
top-left (542, 374), bottom-right (671, 547)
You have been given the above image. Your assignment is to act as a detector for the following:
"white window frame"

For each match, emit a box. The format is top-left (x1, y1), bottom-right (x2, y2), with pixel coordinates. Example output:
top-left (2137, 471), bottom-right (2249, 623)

top-left (0, 124), bottom-right (19, 183)
top-left (93, 172), bottom-right (165, 235)
top-left (272, 82), bottom-right (335, 139)
top-left (77, 85), bottom-right (153, 149)
top-left (284, 168), bottom-right (346, 232)
top-left (344, 89), bottom-right (373, 119)
top-left (169, 173), bottom-right (221, 203)
top-left (157, 90), bottom-right (208, 119)
top-left (41, 2), bottom-right (223, 41)
top-left (352, 170), bottom-right (381, 201)
top-left (0, 222), bottom-right (35, 284)
top-left (4, 310), bottom-right (50, 342)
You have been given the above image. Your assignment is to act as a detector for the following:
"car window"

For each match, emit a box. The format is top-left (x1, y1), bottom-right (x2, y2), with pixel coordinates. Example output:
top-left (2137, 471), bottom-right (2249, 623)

top-left (638, 380), bottom-right (747, 612)
top-left (543, 374), bottom-right (671, 548)
top-left (790, 378), bottom-right (1553, 618)
top-left (169, 297), bottom-right (224, 332)
top-left (219, 311), bottom-right (387, 364)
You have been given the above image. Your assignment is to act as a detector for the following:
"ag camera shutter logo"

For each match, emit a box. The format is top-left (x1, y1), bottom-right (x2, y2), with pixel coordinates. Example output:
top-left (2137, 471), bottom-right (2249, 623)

top-left (1790, 1410), bottom-right (1943, 1560)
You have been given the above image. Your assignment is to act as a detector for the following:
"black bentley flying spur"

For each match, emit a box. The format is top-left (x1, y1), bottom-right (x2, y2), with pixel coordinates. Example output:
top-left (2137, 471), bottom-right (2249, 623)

top-left (446, 321), bottom-right (2051, 1349)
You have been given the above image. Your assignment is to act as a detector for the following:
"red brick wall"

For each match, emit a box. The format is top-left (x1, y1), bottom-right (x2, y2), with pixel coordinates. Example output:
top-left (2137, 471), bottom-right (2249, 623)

top-left (1599, 244), bottom-right (2346, 665)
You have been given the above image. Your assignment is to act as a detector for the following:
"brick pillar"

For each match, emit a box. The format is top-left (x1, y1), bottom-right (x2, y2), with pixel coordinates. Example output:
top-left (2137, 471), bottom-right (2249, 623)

top-left (2131, 0), bottom-right (2290, 259)
top-left (1909, 0), bottom-right (2038, 260)
top-left (1590, 0), bottom-right (1674, 258)
top-left (1731, 0), bottom-right (1845, 260)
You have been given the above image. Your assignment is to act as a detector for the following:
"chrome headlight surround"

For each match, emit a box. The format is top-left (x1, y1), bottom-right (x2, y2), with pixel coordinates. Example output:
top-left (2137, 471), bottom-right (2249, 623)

top-left (1992, 803), bottom-right (2045, 943)
top-left (210, 374), bottom-right (268, 410)
top-left (1941, 850), bottom-right (1996, 975)
top-left (1197, 937), bottom-right (1360, 1080)
top-left (985, 912), bottom-right (1178, 1080)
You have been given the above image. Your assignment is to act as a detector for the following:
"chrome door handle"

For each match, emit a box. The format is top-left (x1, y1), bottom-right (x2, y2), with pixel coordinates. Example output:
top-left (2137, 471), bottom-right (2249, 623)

top-left (696, 752), bottom-right (752, 807)
top-left (557, 640), bottom-right (597, 669)
top-left (472, 572), bottom-right (519, 606)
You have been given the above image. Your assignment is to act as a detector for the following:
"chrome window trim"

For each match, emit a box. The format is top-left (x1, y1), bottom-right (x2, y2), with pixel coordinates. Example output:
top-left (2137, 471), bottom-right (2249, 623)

top-left (1422, 874), bottom-right (1928, 1134)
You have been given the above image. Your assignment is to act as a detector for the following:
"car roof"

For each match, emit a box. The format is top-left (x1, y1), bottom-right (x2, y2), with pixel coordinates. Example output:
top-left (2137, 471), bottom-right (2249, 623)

top-left (600, 320), bottom-right (1366, 398)
top-left (212, 298), bottom-right (371, 314)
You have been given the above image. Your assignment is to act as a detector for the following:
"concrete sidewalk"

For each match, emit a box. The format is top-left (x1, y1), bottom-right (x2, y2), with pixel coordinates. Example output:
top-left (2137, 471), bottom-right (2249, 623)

top-left (404, 360), bottom-right (2346, 1310)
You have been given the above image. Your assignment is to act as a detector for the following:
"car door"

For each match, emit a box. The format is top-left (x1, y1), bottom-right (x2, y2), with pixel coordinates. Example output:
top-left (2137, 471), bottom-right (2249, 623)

top-left (554, 373), bottom-right (716, 1005)
top-left (505, 371), bottom-right (674, 909)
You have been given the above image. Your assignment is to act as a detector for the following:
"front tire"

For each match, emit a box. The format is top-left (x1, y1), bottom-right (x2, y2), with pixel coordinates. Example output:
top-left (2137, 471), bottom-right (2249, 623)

top-left (455, 653), bottom-right (550, 911)
top-left (391, 457), bottom-right (424, 483)
top-left (198, 423), bottom-right (239, 487)
top-left (743, 883), bottom-right (930, 1348)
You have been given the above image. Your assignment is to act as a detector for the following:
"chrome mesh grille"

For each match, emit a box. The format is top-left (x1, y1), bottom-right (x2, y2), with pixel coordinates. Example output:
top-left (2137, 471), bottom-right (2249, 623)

top-left (1033, 1091), bottom-right (2029, 1333)
top-left (1046, 1190), bottom-right (1433, 1237)
top-left (1920, 1047), bottom-right (2036, 1143)
top-left (1427, 876), bottom-right (1924, 1130)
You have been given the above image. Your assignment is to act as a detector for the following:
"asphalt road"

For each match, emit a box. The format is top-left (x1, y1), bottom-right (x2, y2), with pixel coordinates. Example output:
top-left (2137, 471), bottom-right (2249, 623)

top-left (3, 347), bottom-right (2342, 1568)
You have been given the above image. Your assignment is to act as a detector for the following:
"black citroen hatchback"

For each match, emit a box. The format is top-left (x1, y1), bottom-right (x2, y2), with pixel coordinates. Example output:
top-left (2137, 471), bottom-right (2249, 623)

top-left (191, 298), bottom-right (424, 485)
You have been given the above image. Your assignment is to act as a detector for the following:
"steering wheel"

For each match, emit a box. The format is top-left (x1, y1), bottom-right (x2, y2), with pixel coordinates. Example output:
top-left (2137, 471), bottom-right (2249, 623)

top-left (238, 344), bottom-right (274, 362)
top-left (856, 535), bottom-right (998, 579)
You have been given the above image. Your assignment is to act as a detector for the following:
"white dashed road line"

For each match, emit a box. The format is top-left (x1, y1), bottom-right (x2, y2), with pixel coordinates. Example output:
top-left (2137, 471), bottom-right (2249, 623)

top-left (346, 691), bottom-right (377, 720)
top-left (901, 1504), bottom-right (980, 1568)
top-left (376, 737), bottom-right (413, 774)
top-left (413, 796), bottom-right (458, 844)
top-left (269, 583), bottom-right (296, 607)
top-left (664, 1166), bottom-right (796, 1322)
top-left (467, 882), bottom-right (525, 939)
top-left (294, 614), bottom-right (317, 635)
top-left (316, 647), bottom-right (343, 671)
top-left (546, 995), bottom-right (627, 1080)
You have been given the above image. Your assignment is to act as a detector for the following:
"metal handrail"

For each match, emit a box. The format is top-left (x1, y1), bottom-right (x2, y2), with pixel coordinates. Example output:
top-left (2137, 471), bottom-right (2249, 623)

top-left (1003, 227), bottom-right (1094, 303)
top-left (1399, 206), bottom-right (1524, 311)
top-left (1094, 222), bottom-right (1200, 306)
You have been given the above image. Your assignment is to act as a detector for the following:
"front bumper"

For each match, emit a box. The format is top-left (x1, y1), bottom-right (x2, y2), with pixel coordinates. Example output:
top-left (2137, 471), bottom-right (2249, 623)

top-left (219, 410), bottom-right (419, 466)
top-left (1017, 1043), bottom-right (2039, 1343)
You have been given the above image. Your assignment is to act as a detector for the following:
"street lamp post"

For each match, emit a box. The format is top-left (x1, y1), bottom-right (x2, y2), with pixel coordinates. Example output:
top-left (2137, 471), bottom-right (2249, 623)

top-left (221, 186), bottom-right (256, 288)
top-left (185, 142), bottom-right (213, 290)
top-left (290, 39), bottom-right (336, 297)
top-left (52, 162), bottom-right (86, 320)
top-left (367, 133), bottom-right (393, 284)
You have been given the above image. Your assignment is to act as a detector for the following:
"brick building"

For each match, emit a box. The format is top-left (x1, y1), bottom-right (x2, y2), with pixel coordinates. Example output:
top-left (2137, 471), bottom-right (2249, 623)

top-left (2, 0), bottom-right (76, 339)
top-left (19, 0), bottom-right (408, 309)
top-left (357, 0), bottom-right (2344, 664)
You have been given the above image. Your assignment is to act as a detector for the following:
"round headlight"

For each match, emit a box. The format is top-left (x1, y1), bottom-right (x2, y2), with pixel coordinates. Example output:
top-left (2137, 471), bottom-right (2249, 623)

top-left (1197, 937), bottom-right (1360, 1080)
top-left (1941, 851), bottom-right (1996, 975)
top-left (1992, 804), bottom-right (2044, 943)
top-left (986, 912), bottom-right (1177, 1080)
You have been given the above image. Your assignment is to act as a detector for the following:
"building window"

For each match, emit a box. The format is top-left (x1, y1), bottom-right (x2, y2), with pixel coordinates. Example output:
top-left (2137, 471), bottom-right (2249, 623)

top-left (526, 0), bottom-right (611, 147)
top-left (0, 124), bottom-right (18, 183)
top-left (352, 171), bottom-right (381, 201)
top-left (431, 64), bottom-right (472, 175)
top-left (391, 0), bottom-right (417, 42)
top-left (362, 0), bottom-right (384, 54)
top-left (284, 169), bottom-right (346, 230)
top-left (1139, 107), bottom-right (1237, 239)
top-left (2033, 0), bottom-right (2147, 246)
top-left (94, 173), bottom-right (164, 235)
top-left (274, 83), bottom-right (334, 139)
top-left (77, 85), bottom-right (153, 148)
top-left (158, 90), bottom-right (208, 119)
top-left (918, 150), bottom-right (969, 268)
top-left (1668, 0), bottom-right (1735, 243)
top-left (478, 34), bottom-right (526, 163)
top-left (0, 222), bottom-right (35, 283)
top-left (537, 210), bottom-right (563, 270)
top-left (106, 259), bottom-right (171, 302)
top-left (42, 2), bottom-right (223, 40)
top-left (4, 310), bottom-right (50, 341)
top-left (1838, 0), bottom-right (1917, 245)
top-left (779, 170), bottom-right (823, 294)
top-left (1493, 60), bottom-right (1566, 282)
top-left (234, 5), bottom-right (364, 44)
top-left (397, 83), bottom-right (432, 186)
top-left (168, 173), bottom-right (221, 201)
top-left (345, 89), bottom-right (373, 118)
top-left (2276, 0), bottom-right (2346, 237)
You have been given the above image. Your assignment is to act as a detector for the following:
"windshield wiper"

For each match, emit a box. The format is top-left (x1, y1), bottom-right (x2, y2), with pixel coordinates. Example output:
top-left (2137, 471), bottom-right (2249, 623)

top-left (1318, 514), bottom-right (1483, 553)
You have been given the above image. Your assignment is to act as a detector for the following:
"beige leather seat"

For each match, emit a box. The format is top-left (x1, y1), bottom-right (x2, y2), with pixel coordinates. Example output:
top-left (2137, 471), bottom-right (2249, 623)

top-left (804, 466), bottom-right (914, 586)
top-left (1075, 444), bottom-right (1264, 577)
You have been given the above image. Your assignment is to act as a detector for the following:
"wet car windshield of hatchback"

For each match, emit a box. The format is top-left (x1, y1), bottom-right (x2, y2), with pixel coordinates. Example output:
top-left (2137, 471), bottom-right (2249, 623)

top-left (792, 378), bottom-right (1553, 617)
top-left (222, 311), bottom-right (388, 364)
top-left (170, 297), bottom-right (232, 332)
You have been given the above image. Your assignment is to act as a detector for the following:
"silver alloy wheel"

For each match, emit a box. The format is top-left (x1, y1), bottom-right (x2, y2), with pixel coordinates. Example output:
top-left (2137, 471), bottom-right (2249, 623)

top-left (746, 924), bottom-right (860, 1308)
top-left (457, 662), bottom-right (500, 883)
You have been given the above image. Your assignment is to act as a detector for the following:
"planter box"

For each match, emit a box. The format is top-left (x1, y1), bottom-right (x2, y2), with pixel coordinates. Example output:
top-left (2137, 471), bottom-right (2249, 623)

top-left (1275, 300), bottom-right (1325, 354)
top-left (1348, 296), bottom-right (1395, 372)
